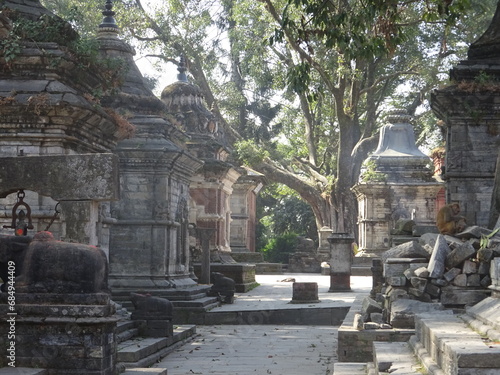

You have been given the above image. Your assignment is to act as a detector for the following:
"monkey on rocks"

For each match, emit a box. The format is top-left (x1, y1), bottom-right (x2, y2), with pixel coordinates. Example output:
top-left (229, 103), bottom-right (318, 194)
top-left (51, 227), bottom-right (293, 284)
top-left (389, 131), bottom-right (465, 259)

top-left (436, 203), bottom-right (467, 235)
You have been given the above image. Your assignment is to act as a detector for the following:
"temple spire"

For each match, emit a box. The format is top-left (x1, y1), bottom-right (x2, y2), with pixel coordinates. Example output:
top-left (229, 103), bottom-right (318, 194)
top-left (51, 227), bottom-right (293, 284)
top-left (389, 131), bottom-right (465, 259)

top-left (177, 55), bottom-right (188, 82)
top-left (99, 0), bottom-right (119, 32)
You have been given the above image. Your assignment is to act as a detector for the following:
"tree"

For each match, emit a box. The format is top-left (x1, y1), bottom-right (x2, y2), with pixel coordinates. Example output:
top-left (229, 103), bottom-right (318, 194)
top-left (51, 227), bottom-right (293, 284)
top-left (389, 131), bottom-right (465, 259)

top-left (41, 0), bottom-right (497, 245)
top-left (230, 0), bottom-right (496, 240)
top-left (258, 184), bottom-right (318, 244)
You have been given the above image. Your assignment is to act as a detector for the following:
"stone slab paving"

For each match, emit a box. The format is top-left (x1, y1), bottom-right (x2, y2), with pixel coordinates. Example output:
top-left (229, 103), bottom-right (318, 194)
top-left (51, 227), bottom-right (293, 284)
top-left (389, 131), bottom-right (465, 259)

top-left (153, 324), bottom-right (338, 375)
top-left (212, 274), bottom-right (372, 312)
top-left (151, 275), bottom-right (372, 374)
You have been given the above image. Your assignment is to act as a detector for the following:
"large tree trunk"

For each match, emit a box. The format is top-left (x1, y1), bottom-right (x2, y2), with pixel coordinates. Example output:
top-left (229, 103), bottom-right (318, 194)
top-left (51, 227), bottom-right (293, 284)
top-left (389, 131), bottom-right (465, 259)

top-left (251, 159), bottom-right (333, 230)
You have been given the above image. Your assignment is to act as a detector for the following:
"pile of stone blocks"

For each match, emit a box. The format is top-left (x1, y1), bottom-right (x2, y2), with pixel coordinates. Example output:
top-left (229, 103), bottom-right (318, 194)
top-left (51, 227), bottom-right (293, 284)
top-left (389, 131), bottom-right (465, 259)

top-left (363, 227), bottom-right (499, 330)
top-left (337, 295), bottom-right (414, 363)
top-left (385, 228), bottom-right (497, 299)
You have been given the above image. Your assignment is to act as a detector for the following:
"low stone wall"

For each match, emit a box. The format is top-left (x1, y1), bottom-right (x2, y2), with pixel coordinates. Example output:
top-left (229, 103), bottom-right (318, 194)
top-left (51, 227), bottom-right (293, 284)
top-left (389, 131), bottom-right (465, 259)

top-left (337, 294), bottom-right (413, 362)
top-left (199, 305), bottom-right (350, 325)
top-left (193, 263), bottom-right (257, 292)
top-left (230, 252), bottom-right (264, 263)
top-left (256, 263), bottom-right (283, 274)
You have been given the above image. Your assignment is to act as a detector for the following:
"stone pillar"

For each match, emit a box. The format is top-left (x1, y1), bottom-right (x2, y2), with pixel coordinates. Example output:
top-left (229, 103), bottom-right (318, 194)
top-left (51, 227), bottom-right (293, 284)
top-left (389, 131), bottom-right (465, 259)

top-left (328, 233), bottom-right (354, 292)
top-left (230, 173), bottom-right (265, 253)
top-left (196, 228), bottom-right (216, 284)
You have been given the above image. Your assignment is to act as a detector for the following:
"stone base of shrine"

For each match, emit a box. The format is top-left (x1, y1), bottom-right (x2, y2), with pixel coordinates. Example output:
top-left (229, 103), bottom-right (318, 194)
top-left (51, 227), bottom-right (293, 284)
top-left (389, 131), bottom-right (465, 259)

top-left (194, 263), bottom-right (257, 292)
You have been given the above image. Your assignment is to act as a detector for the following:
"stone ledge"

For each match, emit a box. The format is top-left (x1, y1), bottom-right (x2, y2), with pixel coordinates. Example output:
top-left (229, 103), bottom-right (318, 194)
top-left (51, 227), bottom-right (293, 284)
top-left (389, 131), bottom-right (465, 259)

top-left (337, 294), bottom-right (413, 362)
top-left (0, 369), bottom-right (48, 375)
top-left (333, 362), bottom-right (367, 375)
top-left (414, 312), bottom-right (500, 373)
top-left (122, 370), bottom-right (167, 375)
top-left (373, 341), bottom-right (420, 373)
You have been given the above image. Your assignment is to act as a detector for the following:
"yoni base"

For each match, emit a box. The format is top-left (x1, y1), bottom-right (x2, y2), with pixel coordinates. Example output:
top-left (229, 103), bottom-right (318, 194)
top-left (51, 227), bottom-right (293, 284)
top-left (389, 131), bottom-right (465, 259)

top-left (329, 273), bottom-right (351, 292)
top-left (291, 282), bottom-right (320, 304)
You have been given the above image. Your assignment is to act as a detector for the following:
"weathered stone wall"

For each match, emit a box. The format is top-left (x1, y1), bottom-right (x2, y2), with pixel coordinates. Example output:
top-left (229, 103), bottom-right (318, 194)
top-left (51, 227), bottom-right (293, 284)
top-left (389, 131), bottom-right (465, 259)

top-left (353, 184), bottom-right (441, 256)
top-left (432, 19), bottom-right (500, 227)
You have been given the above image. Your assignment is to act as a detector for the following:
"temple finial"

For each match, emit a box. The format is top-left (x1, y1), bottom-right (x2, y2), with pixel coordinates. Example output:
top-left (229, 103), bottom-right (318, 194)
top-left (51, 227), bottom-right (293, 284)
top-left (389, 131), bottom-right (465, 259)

top-left (99, 0), bottom-right (119, 31)
top-left (177, 55), bottom-right (188, 82)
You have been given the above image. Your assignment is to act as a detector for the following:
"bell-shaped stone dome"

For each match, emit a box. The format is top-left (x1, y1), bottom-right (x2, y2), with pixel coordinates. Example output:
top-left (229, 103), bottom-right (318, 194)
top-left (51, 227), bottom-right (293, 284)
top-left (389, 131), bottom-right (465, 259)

top-left (371, 111), bottom-right (430, 159)
top-left (364, 110), bottom-right (434, 183)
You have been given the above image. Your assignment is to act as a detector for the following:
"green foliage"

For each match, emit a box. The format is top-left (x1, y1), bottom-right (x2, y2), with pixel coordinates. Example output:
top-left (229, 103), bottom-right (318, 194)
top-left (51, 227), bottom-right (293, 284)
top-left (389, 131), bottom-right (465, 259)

top-left (39, 0), bottom-right (498, 235)
top-left (11, 13), bottom-right (78, 44)
top-left (1, 9), bottom-right (128, 95)
top-left (0, 38), bottom-right (21, 63)
top-left (359, 160), bottom-right (386, 183)
top-left (256, 183), bottom-right (318, 258)
top-left (287, 61), bottom-right (311, 94)
top-left (475, 71), bottom-right (495, 86)
top-left (260, 232), bottom-right (298, 263)
top-left (480, 228), bottom-right (500, 250)
top-left (234, 139), bottom-right (269, 165)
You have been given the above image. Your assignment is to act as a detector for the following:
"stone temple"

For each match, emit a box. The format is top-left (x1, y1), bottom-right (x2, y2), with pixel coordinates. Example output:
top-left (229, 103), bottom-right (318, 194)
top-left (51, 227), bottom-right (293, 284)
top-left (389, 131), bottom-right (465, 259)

top-left (2, 0), bottom-right (500, 374)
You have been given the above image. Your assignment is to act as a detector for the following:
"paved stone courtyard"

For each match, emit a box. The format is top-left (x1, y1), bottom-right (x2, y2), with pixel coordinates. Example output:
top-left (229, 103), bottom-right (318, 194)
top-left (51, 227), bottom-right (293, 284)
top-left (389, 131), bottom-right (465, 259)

top-left (150, 275), bottom-right (370, 374)
top-left (154, 325), bottom-right (338, 375)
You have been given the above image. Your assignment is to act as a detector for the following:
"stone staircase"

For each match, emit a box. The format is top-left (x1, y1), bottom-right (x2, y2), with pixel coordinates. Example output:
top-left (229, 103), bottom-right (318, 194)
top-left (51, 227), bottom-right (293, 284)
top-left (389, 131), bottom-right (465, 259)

top-left (116, 318), bottom-right (196, 374)
top-left (334, 297), bottom-right (500, 375)
top-left (0, 317), bottom-right (196, 375)
top-left (112, 285), bottom-right (220, 324)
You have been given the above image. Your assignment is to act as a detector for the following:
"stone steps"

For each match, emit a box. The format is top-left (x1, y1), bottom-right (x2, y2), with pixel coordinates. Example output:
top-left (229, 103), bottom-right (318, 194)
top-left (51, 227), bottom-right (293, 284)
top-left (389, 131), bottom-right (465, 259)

top-left (373, 342), bottom-right (421, 374)
top-left (111, 286), bottom-right (220, 324)
top-left (337, 294), bottom-right (500, 375)
top-left (359, 307), bottom-right (500, 375)
top-left (116, 319), bottom-right (141, 344)
top-left (118, 337), bottom-right (170, 363)
top-left (411, 311), bottom-right (500, 375)
top-left (171, 295), bottom-right (220, 308)
top-left (117, 325), bottom-right (196, 369)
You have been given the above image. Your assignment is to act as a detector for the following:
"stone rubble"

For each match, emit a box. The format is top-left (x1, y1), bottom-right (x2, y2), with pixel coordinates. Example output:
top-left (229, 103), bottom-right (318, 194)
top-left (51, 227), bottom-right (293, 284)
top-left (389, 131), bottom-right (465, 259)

top-left (355, 226), bottom-right (500, 331)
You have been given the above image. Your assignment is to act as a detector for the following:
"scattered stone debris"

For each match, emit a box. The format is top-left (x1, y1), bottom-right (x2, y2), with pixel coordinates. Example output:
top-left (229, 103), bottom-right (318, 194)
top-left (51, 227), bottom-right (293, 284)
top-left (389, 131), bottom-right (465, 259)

top-left (356, 225), bottom-right (500, 331)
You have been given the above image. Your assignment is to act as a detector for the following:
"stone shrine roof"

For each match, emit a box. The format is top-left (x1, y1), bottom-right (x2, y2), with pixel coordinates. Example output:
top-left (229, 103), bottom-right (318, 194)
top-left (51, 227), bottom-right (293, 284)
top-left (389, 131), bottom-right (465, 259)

top-left (370, 111), bottom-right (430, 160)
top-left (363, 110), bottom-right (435, 183)
top-left (468, 1), bottom-right (500, 61)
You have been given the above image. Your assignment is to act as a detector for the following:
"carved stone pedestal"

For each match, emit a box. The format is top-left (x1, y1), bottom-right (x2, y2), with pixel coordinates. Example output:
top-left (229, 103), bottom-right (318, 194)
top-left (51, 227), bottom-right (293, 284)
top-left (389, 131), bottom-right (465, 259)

top-left (0, 293), bottom-right (118, 374)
